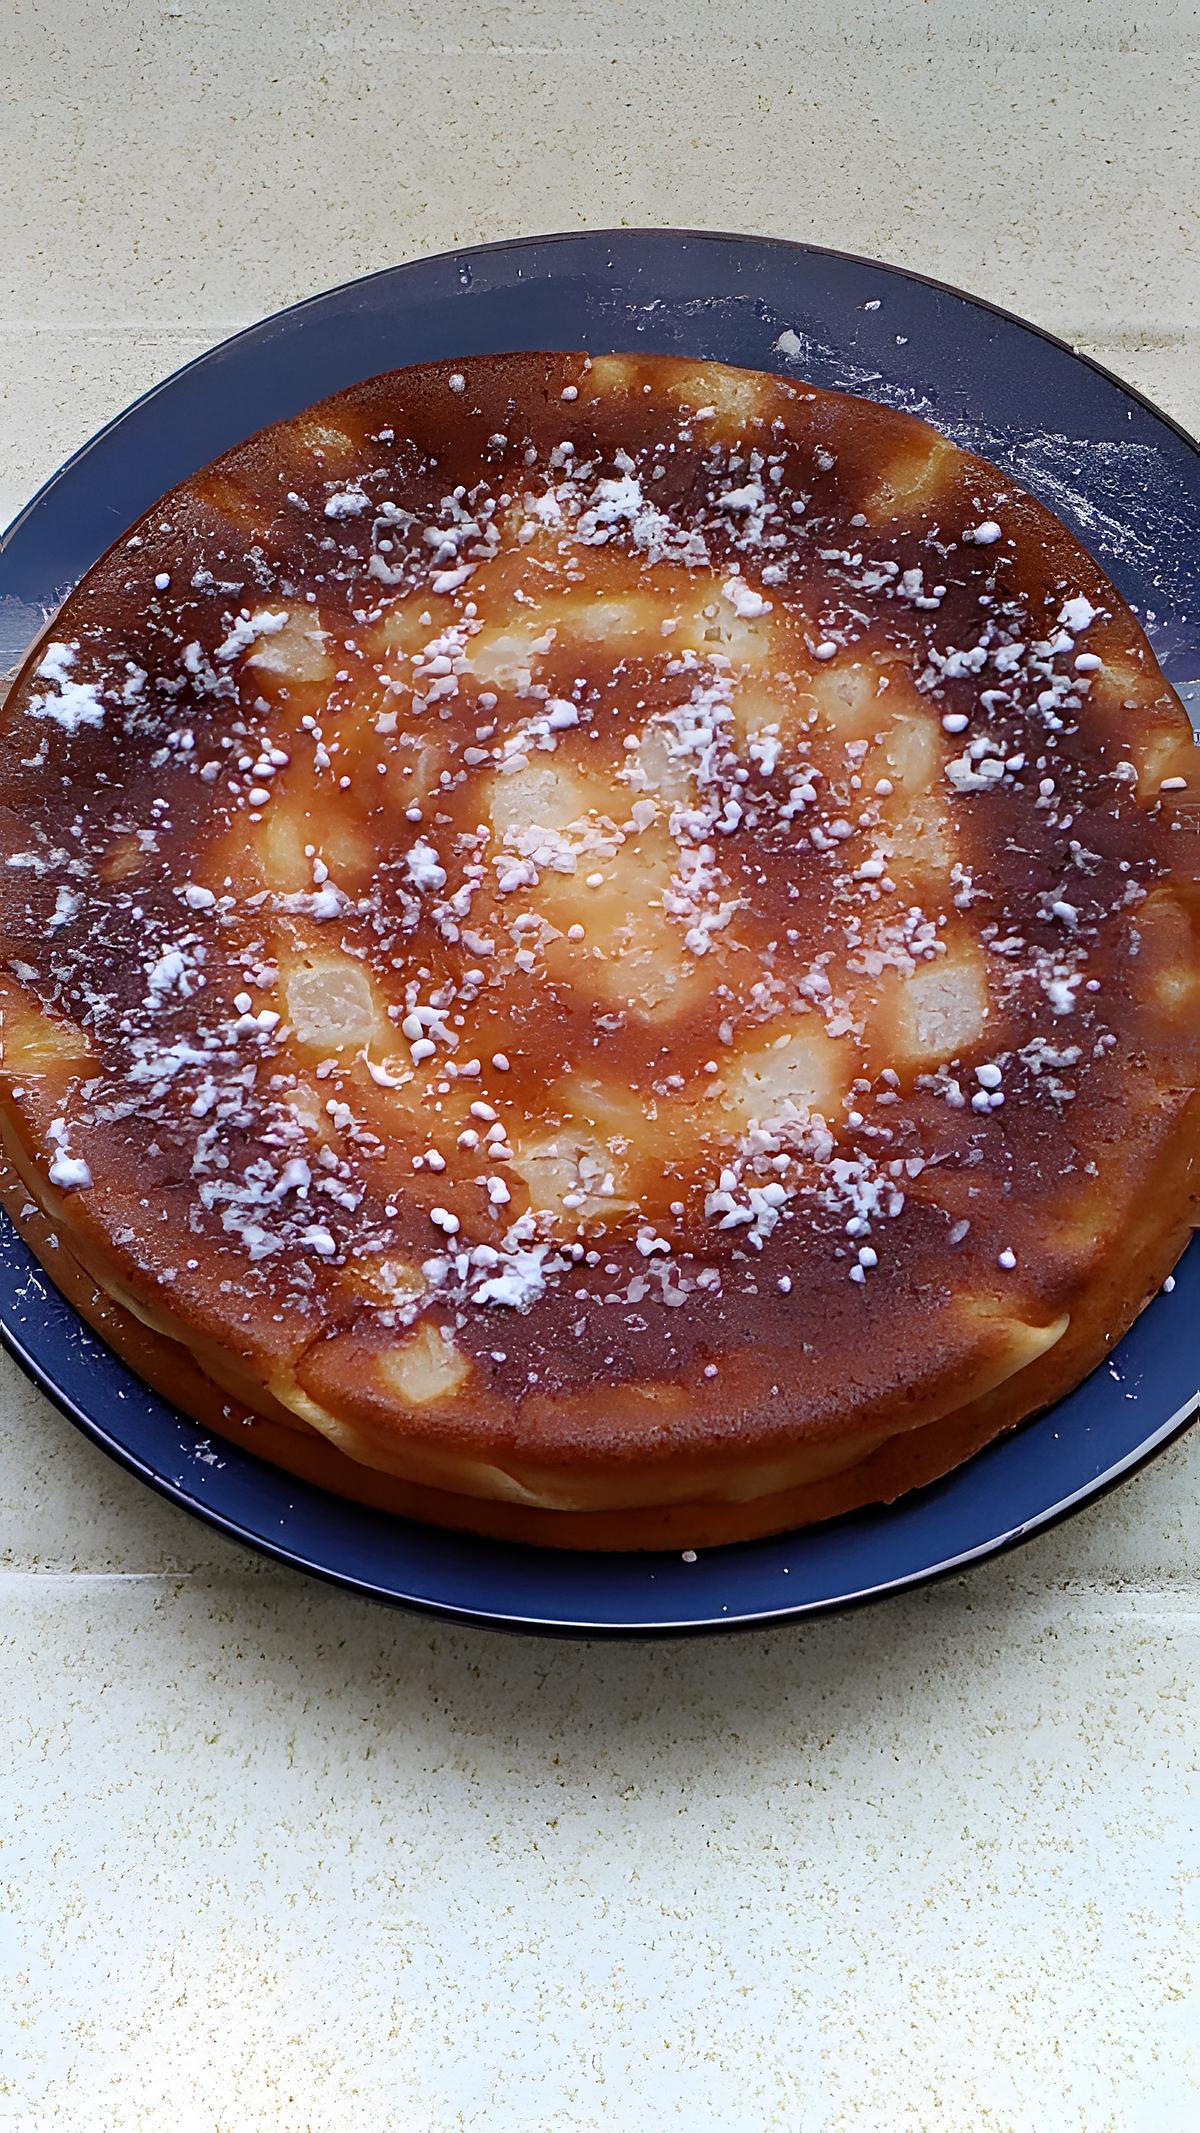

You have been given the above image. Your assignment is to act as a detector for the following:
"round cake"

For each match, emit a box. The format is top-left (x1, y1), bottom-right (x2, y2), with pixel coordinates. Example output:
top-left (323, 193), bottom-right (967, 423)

top-left (0, 351), bottom-right (1196, 1548)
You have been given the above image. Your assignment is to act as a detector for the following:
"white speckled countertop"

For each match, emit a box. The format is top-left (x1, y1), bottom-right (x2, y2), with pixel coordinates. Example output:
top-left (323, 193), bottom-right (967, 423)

top-left (1, 4), bottom-right (1197, 2127)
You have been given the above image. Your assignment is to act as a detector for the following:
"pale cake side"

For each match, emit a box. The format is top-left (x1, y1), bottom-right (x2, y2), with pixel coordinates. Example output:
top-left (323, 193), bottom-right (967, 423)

top-left (0, 351), bottom-right (1196, 1547)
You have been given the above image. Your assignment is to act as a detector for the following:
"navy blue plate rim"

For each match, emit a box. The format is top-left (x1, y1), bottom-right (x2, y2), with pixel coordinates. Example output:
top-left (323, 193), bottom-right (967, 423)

top-left (1, 226), bottom-right (1197, 1636)
top-left (0, 1290), bottom-right (1195, 1638)
top-left (4, 226), bottom-right (1200, 561)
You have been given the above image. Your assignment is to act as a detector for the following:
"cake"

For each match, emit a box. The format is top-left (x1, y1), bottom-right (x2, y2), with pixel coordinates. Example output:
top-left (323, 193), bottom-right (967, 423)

top-left (0, 350), bottom-right (1195, 1548)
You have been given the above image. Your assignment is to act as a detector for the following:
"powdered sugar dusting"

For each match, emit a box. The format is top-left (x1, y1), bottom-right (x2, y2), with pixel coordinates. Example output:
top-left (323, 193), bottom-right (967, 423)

top-left (1, 347), bottom-right (1191, 1466)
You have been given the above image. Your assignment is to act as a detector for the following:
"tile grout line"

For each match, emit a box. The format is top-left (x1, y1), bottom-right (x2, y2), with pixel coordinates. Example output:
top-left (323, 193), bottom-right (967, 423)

top-left (0, 320), bottom-right (1194, 346)
top-left (0, 1565), bottom-right (1198, 1607)
top-left (0, 319), bottom-right (255, 333)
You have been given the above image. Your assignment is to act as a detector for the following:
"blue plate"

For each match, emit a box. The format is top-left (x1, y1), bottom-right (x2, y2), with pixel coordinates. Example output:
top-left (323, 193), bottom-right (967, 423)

top-left (1, 229), bottom-right (1196, 1633)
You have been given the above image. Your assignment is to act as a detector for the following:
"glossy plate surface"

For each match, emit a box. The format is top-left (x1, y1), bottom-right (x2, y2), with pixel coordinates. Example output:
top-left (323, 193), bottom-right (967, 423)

top-left (0, 228), bottom-right (1196, 1632)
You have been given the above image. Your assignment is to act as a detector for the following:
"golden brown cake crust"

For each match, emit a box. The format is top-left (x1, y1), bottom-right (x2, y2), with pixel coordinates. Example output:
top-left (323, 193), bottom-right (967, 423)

top-left (0, 351), bottom-right (1196, 1545)
top-left (0, 1139), bottom-right (1193, 1552)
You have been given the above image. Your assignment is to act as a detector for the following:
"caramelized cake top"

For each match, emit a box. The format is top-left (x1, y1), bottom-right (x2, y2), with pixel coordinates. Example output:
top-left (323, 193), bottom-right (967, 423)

top-left (0, 352), bottom-right (1196, 1467)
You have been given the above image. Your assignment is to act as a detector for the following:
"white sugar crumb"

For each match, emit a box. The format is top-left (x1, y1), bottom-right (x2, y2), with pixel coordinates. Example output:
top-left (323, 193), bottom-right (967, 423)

top-left (722, 575), bottom-right (772, 620)
top-left (34, 641), bottom-right (77, 686)
top-left (1043, 972), bottom-right (1081, 1015)
top-left (966, 520), bottom-right (1002, 545)
top-left (215, 608), bottom-right (288, 661)
top-left (997, 1248), bottom-right (1018, 1269)
top-left (717, 479), bottom-right (765, 514)
top-left (472, 1243), bottom-right (554, 1310)
top-left (447, 372), bottom-right (466, 393)
top-left (46, 1118), bottom-right (92, 1192)
top-left (773, 329), bottom-right (804, 359)
top-left (1058, 594), bottom-right (1100, 633)
top-left (47, 885), bottom-right (80, 932)
top-left (405, 839), bottom-right (448, 892)
top-left (324, 487), bottom-right (371, 520)
top-left (681, 1548), bottom-right (698, 1563)
top-left (144, 946), bottom-right (195, 1006)
top-left (431, 563), bottom-right (475, 594)
top-left (27, 642), bottom-right (107, 732)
